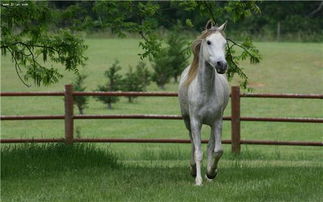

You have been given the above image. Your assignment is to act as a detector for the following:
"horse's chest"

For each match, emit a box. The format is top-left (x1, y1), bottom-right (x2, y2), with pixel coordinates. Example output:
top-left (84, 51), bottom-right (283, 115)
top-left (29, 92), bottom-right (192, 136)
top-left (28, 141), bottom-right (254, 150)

top-left (198, 96), bottom-right (224, 123)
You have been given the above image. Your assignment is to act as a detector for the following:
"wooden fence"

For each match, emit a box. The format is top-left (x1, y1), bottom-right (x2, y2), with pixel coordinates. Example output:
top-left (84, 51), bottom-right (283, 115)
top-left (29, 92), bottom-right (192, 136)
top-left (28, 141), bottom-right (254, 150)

top-left (1, 85), bottom-right (322, 153)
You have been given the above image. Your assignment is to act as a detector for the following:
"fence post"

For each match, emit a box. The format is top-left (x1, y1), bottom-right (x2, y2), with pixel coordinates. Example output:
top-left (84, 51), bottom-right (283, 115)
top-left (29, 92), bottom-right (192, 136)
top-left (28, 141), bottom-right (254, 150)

top-left (64, 84), bottom-right (74, 144)
top-left (231, 86), bottom-right (241, 153)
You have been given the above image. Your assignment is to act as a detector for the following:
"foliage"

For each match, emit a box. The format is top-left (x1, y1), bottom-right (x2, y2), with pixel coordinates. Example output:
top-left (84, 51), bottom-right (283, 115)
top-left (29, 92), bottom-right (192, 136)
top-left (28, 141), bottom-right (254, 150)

top-left (166, 27), bottom-right (191, 83)
top-left (4, 1), bottom-right (321, 88)
top-left (0, 1), bottom-right (88, 86)
top-left (50, 1), bottom-right (323, 42)
top-left (88, 1), bottom-right (262, 89)
top-left (226, 37), bottom-right (261, 89)
top-left (194, 1), bottom-right (262, 89)
top-left (223, 2), bottom-right (323, 42)
top-left (95, 60), bottom-right (123, 109)
top-left (122, 61), bottom-right (151, 103)
top-left (72, 74), bottom-right (88, 114)
top-left (91, 1), bottom-right (161, 58)
top-left (150, 28), bottom-right (190, 88)
top-left (52, 1), bottom-right (95, 31)
top-left (150, 48), bottom-right (174, 89)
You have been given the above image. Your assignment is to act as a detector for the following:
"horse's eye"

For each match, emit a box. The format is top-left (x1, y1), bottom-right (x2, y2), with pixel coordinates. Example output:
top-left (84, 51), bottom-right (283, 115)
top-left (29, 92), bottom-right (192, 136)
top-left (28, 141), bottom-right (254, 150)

top-left (207, 40), bottom-right (211, 45)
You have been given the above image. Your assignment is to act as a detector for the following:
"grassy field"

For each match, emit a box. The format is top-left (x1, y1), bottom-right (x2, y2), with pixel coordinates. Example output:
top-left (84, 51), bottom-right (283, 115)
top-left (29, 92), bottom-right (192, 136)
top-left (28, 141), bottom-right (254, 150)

top-left (1, 144), bottom-right (322, 202)
top-left (1, 39), bottom-right (323, 201)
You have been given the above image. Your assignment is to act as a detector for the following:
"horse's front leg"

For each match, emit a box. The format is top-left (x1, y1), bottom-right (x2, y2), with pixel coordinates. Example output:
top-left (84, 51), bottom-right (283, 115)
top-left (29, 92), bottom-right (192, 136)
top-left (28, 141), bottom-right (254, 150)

top-left (189, 132), bottom-right (197, 177)
top-left (184, 118), bottom-right (196, 177)
top-left (206, 118), bottom-right (224, 180)
top-left (190, 119), bottom-right (203, 186)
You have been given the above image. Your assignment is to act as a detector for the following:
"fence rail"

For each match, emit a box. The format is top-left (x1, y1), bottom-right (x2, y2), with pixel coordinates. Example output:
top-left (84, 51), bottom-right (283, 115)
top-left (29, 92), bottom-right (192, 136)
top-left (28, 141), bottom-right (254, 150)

top-left (1, 85), bottom-right (322, 153)
top-left (1, 91), bottom-right (323, 98)
top-left (2, 115), bottom-right (323, 123)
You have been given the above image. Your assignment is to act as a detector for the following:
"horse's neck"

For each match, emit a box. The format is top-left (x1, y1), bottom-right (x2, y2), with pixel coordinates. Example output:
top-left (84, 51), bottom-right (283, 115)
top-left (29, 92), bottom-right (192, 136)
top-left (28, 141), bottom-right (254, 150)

top-left (197, 61), bottom-right (217, 95)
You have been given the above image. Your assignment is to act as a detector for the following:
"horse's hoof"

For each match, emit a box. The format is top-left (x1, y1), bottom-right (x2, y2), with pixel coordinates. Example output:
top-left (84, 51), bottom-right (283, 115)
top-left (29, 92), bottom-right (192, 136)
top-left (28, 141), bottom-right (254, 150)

top-left (195, 177), bottom-right (203, 186)
top-left (205, 174), bottom-right (213, 182)
top-left (206, 170), bottom-right (218, 180)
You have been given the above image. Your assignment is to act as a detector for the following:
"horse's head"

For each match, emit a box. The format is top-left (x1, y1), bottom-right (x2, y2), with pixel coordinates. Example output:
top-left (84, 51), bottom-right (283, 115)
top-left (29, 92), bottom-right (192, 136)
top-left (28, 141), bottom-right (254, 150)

top-left (200, 20), bottom-right (228, 74)
top-left (185, 20), bottom-right (228, 86)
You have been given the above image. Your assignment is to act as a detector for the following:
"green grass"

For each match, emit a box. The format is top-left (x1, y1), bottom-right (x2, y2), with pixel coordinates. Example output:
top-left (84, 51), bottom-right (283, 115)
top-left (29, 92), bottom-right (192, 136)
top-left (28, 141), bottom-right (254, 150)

top-left (1, 144), bottom-right (322, 202)
top-left (1, 39), bottom-right (323, 201)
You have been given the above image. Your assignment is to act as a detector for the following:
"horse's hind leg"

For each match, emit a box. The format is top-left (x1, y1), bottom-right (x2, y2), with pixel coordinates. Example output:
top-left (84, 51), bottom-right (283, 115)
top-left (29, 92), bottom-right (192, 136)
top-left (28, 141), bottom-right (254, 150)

top-left (184, 117), bottom-right (196, 177)
top-left (206, 119), bottom-right (223, 180)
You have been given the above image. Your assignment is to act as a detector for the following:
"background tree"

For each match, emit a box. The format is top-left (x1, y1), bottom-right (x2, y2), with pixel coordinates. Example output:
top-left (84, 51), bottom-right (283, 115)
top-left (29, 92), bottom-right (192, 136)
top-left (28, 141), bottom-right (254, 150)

top-left (122, 62), bottom-right (151, 103)
top-left (72, 74), bottom-right (88, 114)
top-left (0, 1), bottom-right (88, 86)
top-left (52, 1), bottom-right (96, 32)
top-left (166, 27), bottom-right (191, 83)
top-left (49, 1), bottom-right (323, 42)
top-left (150, 29), bottom-right (190, 88)
top-left (95, 61), bottom-right (123, 109)
top-left (150, 49), bottom-right (173, 89)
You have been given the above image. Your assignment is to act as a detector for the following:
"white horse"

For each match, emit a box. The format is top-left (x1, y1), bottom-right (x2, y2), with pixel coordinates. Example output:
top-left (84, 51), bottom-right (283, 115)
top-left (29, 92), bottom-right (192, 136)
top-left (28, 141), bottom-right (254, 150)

top-left (178, 20), bottom-right (229, 186)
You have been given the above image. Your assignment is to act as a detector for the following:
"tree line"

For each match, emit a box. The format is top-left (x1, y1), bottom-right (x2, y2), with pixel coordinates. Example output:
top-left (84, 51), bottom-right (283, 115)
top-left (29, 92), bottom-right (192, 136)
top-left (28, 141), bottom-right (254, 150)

top-left (50, 1), bottom-right (323, 41)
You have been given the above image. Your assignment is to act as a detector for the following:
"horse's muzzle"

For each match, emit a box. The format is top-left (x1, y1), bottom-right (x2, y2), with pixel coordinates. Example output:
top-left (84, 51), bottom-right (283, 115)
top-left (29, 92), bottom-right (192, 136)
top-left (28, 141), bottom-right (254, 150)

top-left (216, 68), bottom-right (226, 74)
top-left (215, 61), bottom-right (227, 74)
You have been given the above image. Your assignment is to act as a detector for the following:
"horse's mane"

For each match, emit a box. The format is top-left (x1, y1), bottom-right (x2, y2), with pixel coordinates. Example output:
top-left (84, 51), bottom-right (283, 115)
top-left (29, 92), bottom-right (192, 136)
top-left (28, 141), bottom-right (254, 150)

top-left (184, 28), bottom-right (225, 87)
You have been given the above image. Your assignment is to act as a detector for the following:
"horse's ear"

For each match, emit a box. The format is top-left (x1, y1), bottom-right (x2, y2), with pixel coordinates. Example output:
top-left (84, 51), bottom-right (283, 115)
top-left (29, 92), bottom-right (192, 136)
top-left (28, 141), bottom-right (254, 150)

top-left (205, 19), bottom-right (214, 30)
top-left (218, 21), bottom-right (227, 31)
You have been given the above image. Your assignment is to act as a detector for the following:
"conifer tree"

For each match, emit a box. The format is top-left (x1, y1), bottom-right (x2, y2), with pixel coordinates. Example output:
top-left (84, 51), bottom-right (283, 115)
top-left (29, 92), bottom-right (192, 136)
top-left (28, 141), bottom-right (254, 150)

top-left (95, 61), bottom-right (123, 109)
top-left (151, 49), bottom-right (173, 89)
top-left (72, 74), bottom-right (88, 114)
top-left (122, 62), bottom-right (151, 102)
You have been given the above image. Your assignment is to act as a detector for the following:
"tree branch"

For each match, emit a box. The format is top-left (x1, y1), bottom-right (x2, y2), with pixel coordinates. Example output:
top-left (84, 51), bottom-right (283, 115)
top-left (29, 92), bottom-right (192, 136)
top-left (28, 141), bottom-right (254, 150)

top-left (7, 47), bottom-right (31, 87)
top-left (308, 2), bottom-right (323, 17)
top-left (139, 31), bottom-right (148, 41)
top-left (2, 41), bottom-right (57, 52)
top-left (202, 1), bottom-right (216, 23)
top-left (226, 38), bottom-right (254, 57)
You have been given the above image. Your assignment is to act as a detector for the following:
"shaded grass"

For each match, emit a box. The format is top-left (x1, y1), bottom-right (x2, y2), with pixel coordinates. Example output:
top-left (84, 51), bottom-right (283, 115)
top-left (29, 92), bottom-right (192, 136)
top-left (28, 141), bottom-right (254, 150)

top-left (1, 144), bottom-right (322, 202)
top-left (1, 143), bottom-right (121, 179)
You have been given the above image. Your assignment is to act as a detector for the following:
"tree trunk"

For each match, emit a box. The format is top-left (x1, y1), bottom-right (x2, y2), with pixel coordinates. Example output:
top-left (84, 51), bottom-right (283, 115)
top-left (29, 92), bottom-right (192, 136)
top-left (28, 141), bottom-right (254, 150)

top-left (277, 21), bottom-right (281, 41)
top-left (174, 75), bottom-right (178, 83)
top-left (79, 107), bottom-right (83, 114)
top-left (158, 84), bottom-right (165, 90)
top-left (297, 31), bottom-right (301, 41)
top-left (128, 96), bottom-right (133, 103)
